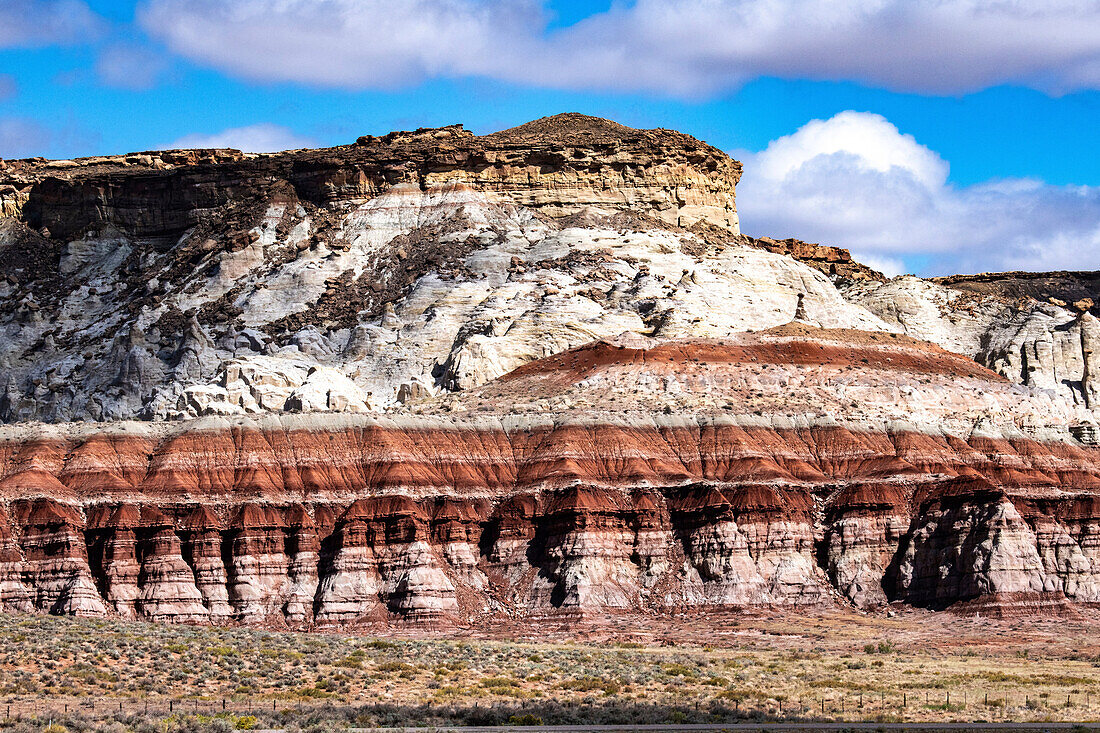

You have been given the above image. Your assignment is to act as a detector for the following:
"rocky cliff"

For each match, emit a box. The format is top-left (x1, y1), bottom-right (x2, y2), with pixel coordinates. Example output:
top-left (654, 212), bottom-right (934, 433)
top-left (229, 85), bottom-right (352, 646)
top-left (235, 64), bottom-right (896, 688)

top-left (844, 276), bottom-right (1100, 426)
top-left (3, 113), bottom-right (1100, 625)
top-left (1, 114), bottom-right (739, 239)
top-left (2, 329), bottom-right (1099, 623)
top-left (0, 114), bottom-right (900, 424)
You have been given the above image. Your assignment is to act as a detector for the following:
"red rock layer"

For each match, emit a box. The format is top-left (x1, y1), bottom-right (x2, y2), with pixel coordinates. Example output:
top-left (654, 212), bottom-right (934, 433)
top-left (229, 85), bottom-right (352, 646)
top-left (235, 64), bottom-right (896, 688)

top-left (2, 418), bottom-right (1100, 622)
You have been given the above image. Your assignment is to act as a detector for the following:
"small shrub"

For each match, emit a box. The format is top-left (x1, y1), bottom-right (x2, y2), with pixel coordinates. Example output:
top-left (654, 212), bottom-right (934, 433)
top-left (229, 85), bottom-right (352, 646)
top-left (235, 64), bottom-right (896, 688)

top-left (663, 663), bottom-right (697, 678)
top-left (557, 677), bottom-right (620, 695)
top-left (507, 714), bottom-right (544, 726)
top-left (481, 677), bottom-right (522, 688)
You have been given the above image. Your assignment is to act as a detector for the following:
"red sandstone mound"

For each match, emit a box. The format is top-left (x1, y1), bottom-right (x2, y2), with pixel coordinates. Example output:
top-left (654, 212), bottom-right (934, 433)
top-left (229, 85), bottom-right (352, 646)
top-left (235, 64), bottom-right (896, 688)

top-left (0, 328), bottom-right (1098, 624)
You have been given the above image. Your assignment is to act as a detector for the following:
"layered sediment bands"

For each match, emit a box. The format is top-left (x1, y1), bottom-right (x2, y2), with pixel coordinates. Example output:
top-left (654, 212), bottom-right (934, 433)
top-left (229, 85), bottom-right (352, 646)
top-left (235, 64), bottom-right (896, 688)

top-left (823, 483), bottom-right (909, 608)
top-left (1, 415), bottom-right (1100, 622)
top-left (3, 113), bottom-right (739, 241)
top-left (179, 505), bottom-right (232, 619)
top-left (12, 499), bottom-right (105, 616)
top-left (0, 505), bottom-right (33, 612)
top-left (315, 497), bottom-right (461, 622)
top-left (3, 329), bottom-right (1100, 622)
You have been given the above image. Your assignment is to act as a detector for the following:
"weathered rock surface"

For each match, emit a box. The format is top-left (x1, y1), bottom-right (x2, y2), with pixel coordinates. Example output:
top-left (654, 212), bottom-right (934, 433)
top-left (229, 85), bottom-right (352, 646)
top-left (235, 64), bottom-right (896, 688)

top-left (5, 114), bottom-right (1100, 625)
top-left (743, 235), bottom-right (882, 282)
top-left (1, 330), bottom-right (1099, 622)
top-left (0, 114), bottom-right (908, 424)
top-left (843, 275), bottom-right (1100, 426)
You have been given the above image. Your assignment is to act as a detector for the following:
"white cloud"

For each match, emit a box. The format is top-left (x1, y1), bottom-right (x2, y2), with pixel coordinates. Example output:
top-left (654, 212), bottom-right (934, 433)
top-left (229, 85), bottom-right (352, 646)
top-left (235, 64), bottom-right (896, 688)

top-left (0, 76), bottom-right (16, 102)
top-left (735, 111), bottom-right (1100, 276)
top-left (137, 0), bottom-right (1100, 96)
top-left (138, 0), bottom-right (541, 89)
top-left (0, 118), bottom-right (51, 159)
top-left (0, 0), bottom-right (104, 48)
top-left (745, 111), bottom-right (948, 189)
top-left (95, 44), bottom-right (170, 91)
top-left (161, 124), bottom-right (317, 153)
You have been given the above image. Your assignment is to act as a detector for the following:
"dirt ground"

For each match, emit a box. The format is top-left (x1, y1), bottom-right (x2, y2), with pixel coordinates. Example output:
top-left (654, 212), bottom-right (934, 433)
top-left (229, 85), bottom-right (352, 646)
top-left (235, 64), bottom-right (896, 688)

top-left (2, 607), bottom-right (1100, 730)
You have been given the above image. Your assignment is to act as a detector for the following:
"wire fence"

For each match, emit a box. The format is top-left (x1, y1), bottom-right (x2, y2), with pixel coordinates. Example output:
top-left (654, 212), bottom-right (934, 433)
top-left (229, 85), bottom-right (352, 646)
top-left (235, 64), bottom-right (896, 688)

top-left (1, 688), bottom-right (1097, 726)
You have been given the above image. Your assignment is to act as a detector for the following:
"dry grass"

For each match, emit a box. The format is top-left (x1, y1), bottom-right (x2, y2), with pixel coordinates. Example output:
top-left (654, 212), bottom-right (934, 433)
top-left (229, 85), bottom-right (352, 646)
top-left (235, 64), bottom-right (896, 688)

top-left (1, 608), bottom-right (1100, 730)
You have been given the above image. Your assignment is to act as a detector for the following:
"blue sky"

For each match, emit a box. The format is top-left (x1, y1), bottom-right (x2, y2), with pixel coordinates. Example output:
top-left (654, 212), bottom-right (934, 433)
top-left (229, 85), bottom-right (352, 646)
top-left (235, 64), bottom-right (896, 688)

top-left (2, 0), bottom-right (1100, 276)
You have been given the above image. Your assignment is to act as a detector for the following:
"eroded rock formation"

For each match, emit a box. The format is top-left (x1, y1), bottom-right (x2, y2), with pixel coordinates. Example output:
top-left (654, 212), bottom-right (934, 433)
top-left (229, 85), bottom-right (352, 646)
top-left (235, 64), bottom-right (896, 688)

top-left (1, 331), bottom-right (1099, 623)
top-left (4, 114), bottom-right (1100, 625)
top-left (845, 276), bottom-right (1100, 426)
top-left (0, 113), bottom-right (909, 424)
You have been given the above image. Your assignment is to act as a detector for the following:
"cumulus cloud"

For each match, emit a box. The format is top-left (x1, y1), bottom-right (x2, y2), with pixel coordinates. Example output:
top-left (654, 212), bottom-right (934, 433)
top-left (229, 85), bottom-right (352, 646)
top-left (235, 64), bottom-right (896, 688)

top-left (161, 124), bottom-right (317, 153)
top-left (138, 0), bottom-right (541, 89)
top-left (735, 111), bottom-right (1100, 276)
top-left (0, 0), bottom-right (104, 48)
top-left (136, 0), bottom-right (1100, 96)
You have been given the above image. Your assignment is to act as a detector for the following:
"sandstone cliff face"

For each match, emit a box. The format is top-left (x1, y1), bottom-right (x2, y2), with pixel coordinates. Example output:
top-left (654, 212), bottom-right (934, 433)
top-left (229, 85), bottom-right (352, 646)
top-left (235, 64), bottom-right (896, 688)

top-left (3, 113), bottom-right (1085, 428)
top-left (1, 114), bottom-right (920, 424)
top-left (4, 114), bottom-right (1100, 625)
top-left (1, 115), bottom-right (737, 239)
top-left (3, 418), bottom-right (1100, 623)
top-left (843, 276), bottom-right (1100, 430)
top-left (2, 331), bottom-right (1100, 623)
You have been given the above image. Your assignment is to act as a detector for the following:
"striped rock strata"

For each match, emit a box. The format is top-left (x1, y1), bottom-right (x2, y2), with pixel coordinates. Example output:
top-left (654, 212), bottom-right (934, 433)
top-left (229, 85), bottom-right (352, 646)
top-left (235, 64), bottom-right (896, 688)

top-left (1, 329), bottom-right (1099, 624)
